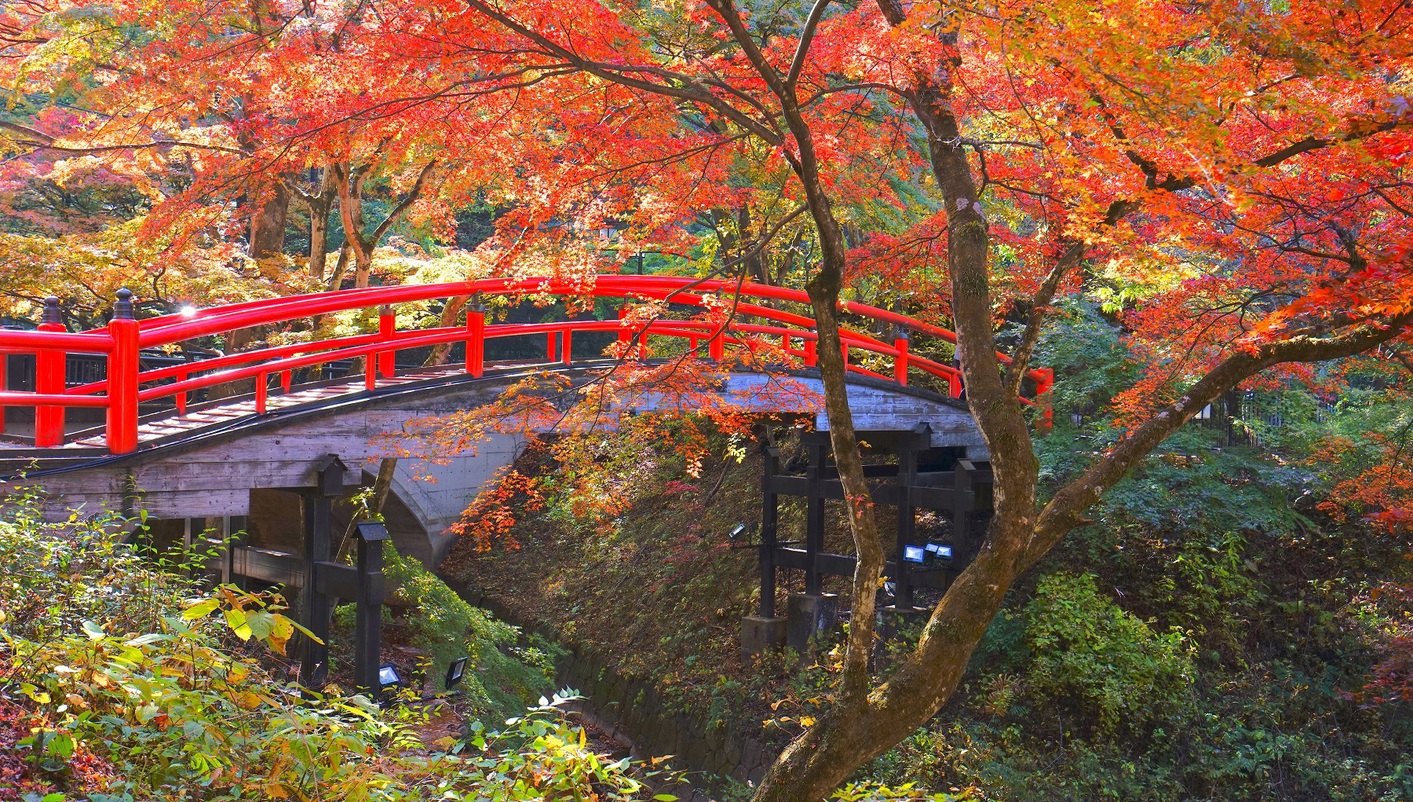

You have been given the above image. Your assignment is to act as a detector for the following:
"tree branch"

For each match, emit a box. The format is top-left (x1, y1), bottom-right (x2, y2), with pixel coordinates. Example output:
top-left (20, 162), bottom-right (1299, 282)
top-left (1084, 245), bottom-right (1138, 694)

top-left (786, 0), bottom-right (830, 89)
top-left (369, 159), bottom-right (437, 245)
top-left (1027, 311), bottom-right (1413, 566)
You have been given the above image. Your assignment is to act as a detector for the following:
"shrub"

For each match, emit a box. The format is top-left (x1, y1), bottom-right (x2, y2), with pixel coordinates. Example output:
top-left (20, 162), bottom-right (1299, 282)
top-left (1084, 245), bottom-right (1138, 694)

top-left (1023, 572), bottom-right (1195, 739)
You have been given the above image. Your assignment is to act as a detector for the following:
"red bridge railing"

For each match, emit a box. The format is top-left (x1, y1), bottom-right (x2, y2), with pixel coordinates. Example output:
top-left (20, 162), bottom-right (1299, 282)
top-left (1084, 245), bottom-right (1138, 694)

top-left (0, 277), bottom-right (1053, 454)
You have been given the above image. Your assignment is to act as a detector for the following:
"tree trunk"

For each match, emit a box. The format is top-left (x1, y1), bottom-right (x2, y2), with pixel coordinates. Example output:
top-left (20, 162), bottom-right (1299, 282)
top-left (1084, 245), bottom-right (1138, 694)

top-left (306, 186), bottom-right (334, 282)
top-left (336, 457), bottom-right (399, 563)
top-left (248, 178), bottom-right (291, 259)
top-left (426, 295), bottom-right (470, 367)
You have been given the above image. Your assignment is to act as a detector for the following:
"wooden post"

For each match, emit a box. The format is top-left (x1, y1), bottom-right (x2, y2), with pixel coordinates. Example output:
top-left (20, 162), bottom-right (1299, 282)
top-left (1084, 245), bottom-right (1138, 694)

top-left (617, 307), bottom-right (633, 356)
top-left (35, 296), bottom-right (67, 447)
top-left (805, 441), bottom-right (827, 596)
top-left (1034, 367), bottom-right (1054, 432)
top-left (466, 303), bottom-right (486, 378)
top-left (894, 445), bottom-right (918, 609)
top-left (300, 455), bottom-right (346, 688)
top-left (561, 329), bottom-right (573, 365)
top-left (759, 447), bottom-right (781, 618)
top-left (0, 350), bottom-right (7, 435)
top-left (106, 289), bottom-right (140, 455)
top-left (175, 368), bottom-right (188, 416)
top-left (893, 330), bottom-right (910, 387)
top-left (804, 336), bottom-right (817, 367)
top-left (353, 523), bottom-right (388, 698)
top-left (953, 459), bottom-right (976, 557)
top-left (378, 305), bottom-right (395, 378)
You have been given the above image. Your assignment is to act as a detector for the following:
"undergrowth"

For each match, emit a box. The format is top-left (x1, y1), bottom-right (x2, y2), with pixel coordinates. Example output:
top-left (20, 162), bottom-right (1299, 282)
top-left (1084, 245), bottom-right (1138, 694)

top-left (0, 488), bottom-right (660, 801)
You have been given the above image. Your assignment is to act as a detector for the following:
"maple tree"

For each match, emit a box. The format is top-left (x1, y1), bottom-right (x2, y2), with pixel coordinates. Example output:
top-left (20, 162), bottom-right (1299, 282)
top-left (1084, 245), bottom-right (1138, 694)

top-left (417, 1), bottom-right (1411, 799)
top-left (3, 0), bottom-right (1411, 799)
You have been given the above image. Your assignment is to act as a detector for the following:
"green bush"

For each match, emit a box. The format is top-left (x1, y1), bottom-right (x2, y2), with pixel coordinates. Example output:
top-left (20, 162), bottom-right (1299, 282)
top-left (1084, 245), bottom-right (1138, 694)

top-left (382, 545), bottom-right (559, 717)
top-left (1023, 572), bottom-right (1195, 739)
top-left (0, 497), bottom-right (654, 801)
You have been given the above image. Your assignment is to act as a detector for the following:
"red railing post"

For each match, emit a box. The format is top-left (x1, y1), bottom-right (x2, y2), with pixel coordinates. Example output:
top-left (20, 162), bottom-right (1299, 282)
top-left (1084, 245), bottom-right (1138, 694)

top-left (893, 328), bottom-right (910, 387)
top-left (1034, 367), bottom-right (1054, 433)
top-left (256, 372), bottom-right (268, 414)
top-left (618, 307), bottom-right (631, 348)
top-left (176, 368), bottom-right (187, 415)
top-left (0, 351), bottom-right (6, 435)
top-left (546, 331), bottom-right (557, 362)
top-left (561, 329), bottom-right (573, 366)
top-left (35, 296), bottom-right (66, 447)
top-left (378, 305), bottom-right (395, 378)
top-left (466, 303), bottom-right (485, 378)
top-left (948, 374), bottom-right (963, 398)
top-left (804, 336), bottom-right (817, 367)
top-left (106, 289), bottom-right (140, 455)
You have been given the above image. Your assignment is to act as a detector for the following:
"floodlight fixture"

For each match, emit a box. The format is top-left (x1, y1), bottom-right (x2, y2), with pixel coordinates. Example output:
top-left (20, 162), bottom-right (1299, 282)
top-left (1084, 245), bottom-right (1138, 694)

top-left (926, 543), bottom-right (954, 561)
top-left (728, 523), bottom-right (748, 543)
top-left (902, 545), bottom-right (927, 564)
top-left (378, 663), bottom-right (402, 688)
top-left (179, 304), bottom-right (198, 318)
top-left (446, 656), bottom-right (469, 688)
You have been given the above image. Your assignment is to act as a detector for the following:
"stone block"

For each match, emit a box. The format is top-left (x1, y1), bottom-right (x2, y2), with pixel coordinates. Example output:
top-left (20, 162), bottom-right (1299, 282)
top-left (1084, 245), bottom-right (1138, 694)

top-left (786, 592), bottom-right (839, 652)
top-left (876, 605), bottom-right (930, 641)
top-left (740, 615), bottom-right (787, 658)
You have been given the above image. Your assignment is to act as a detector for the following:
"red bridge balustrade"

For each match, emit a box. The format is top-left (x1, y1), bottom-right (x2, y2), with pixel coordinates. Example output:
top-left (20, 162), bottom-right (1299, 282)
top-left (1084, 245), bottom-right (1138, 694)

top-left (0, 276), bottom-right (1053, 455)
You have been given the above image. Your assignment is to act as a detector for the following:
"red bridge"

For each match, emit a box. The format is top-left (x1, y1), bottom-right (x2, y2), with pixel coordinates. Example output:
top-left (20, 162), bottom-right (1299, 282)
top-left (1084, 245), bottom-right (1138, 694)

top-left (0, 275), bottom-right (1054, 675)
top-left (0, 275), bottom-right (1052, 456)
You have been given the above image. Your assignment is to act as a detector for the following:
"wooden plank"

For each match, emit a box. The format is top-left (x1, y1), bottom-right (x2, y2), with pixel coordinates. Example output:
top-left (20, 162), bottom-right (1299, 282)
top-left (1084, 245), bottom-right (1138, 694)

top-left (128, 489), bottom-right (249, 519)
top-left (231, 546), bottom-right (303, 587)
top-left (314, 560), bottom-right (358, 599)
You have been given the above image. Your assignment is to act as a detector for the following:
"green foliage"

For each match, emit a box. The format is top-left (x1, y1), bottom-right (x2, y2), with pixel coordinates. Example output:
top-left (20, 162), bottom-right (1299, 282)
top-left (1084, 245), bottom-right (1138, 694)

top-left (381, 545), bottom-right (559, 717)
top-left (1028, 301), bottom-right (1138, 419)
top-left (0, 498), bottom-right (655, 801)
top-left (1022, 572), bottom-right (1195, 739)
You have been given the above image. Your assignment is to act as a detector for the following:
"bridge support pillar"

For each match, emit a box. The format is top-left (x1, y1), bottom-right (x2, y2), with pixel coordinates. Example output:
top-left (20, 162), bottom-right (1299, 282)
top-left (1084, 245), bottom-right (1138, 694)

top-left (786, 592), bottom-right (838, 653)
top-left (299, 455), bottom-right (346, 688)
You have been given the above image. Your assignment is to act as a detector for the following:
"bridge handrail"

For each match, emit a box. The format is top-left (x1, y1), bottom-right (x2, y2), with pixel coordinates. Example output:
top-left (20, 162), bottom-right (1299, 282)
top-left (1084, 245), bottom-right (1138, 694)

top-left (130, 319), bottom-right (960, 406)
top-left (0, 276), bottom-right (1053, 453)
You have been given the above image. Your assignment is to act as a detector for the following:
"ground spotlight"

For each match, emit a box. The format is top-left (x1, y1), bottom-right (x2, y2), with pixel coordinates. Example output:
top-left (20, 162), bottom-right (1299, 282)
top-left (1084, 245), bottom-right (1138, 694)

top-left (446, 656), bottom-right (469, 688)
top-left (378, 663), bottom-right (402, 689)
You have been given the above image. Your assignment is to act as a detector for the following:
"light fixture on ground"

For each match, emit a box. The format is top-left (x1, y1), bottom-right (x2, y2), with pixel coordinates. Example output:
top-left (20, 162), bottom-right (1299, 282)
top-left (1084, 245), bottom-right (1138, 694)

top-left (446, 656), bottom-right (469, 688)
top-left (925, 543), bottom-right (954, 561)
top-left (902, 543), bottom-right (953, 566)
top-left (378, 663), bottom-right (402, 689)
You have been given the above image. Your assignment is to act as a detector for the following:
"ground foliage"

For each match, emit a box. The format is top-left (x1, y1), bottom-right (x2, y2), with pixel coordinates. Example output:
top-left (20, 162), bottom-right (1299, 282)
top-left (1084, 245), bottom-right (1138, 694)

top-left (0, 491), bottom-right (671, 801)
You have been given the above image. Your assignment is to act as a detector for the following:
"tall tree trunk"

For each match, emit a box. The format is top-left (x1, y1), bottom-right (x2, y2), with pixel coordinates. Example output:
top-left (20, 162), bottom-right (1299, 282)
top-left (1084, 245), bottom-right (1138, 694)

top-left (248, 178), bottom-right (291, 260)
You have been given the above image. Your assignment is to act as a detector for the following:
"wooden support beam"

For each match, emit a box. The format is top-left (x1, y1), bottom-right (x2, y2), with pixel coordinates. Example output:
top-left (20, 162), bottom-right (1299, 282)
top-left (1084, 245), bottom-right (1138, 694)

top-left (759, 446), bottom-right (780, 618)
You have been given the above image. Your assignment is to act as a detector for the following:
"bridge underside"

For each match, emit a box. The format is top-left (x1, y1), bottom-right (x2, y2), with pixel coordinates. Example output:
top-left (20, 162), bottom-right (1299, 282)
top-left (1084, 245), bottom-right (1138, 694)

top-left (1, 364), bottom-right (984, 565)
